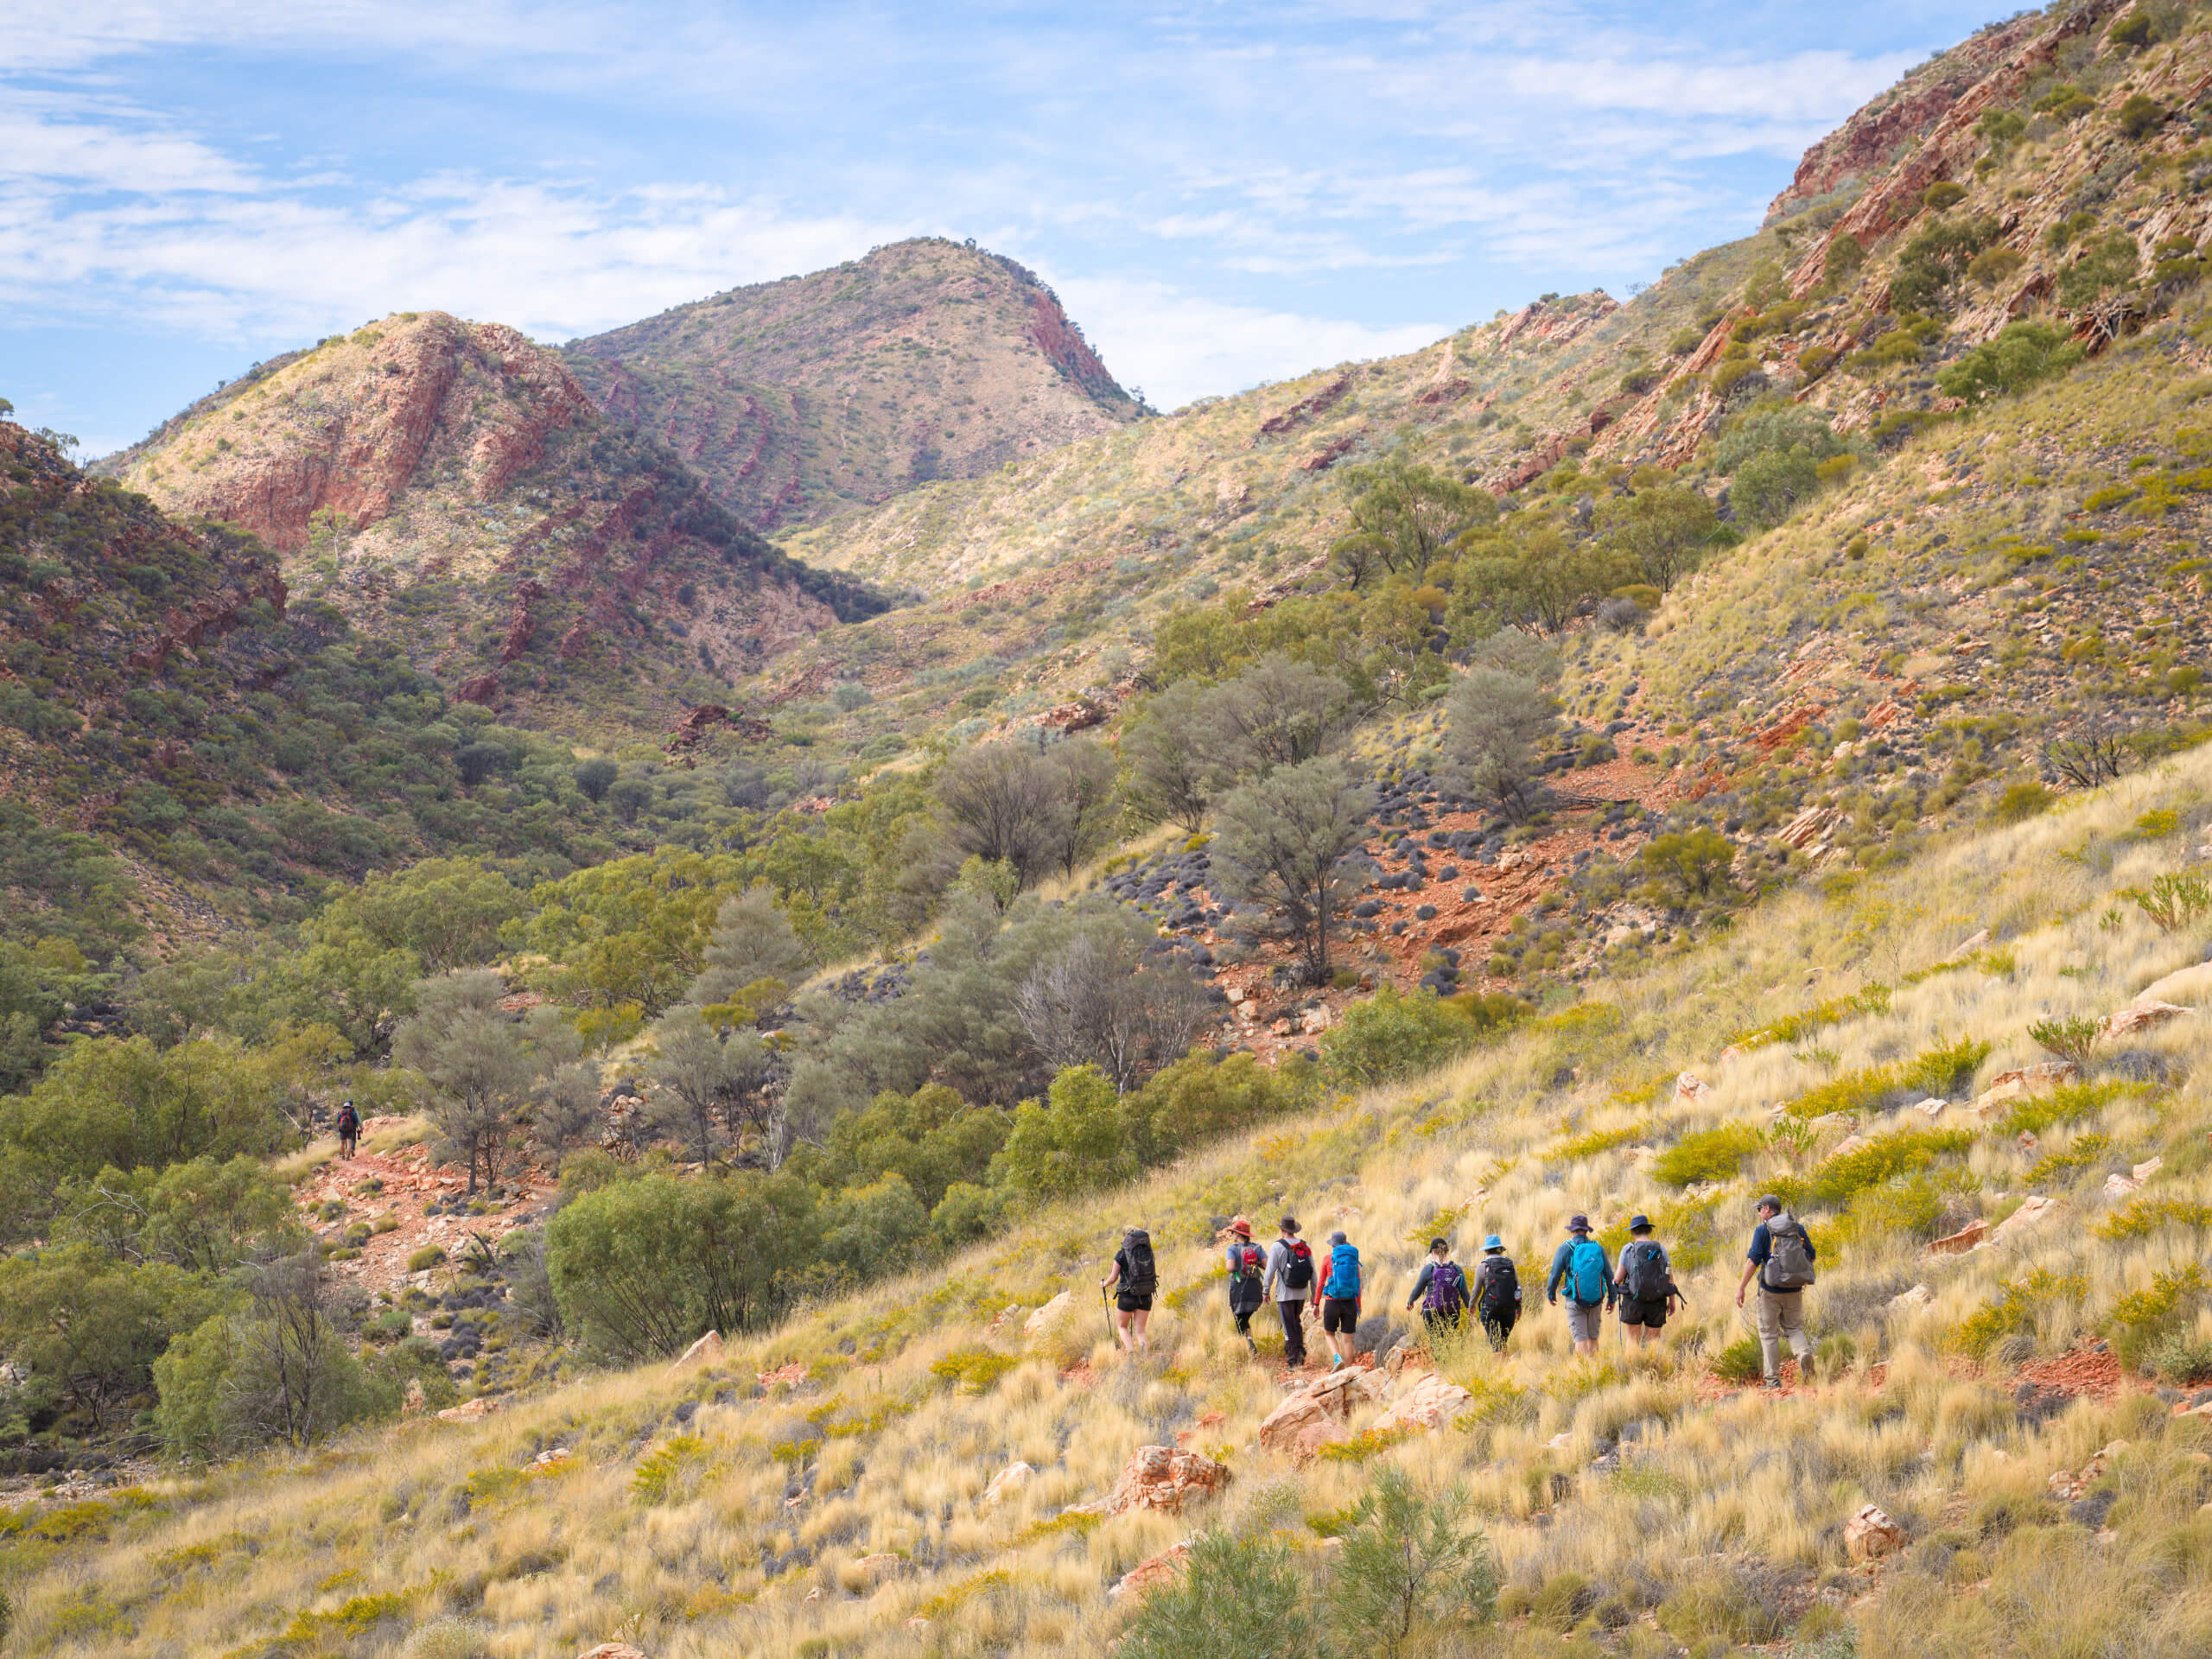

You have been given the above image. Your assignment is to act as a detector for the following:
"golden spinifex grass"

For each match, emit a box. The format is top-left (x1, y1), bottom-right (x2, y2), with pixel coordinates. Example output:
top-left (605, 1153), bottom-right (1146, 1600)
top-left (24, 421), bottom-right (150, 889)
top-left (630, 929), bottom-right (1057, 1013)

top-left (14, 748), bottom-right (2212, 1656)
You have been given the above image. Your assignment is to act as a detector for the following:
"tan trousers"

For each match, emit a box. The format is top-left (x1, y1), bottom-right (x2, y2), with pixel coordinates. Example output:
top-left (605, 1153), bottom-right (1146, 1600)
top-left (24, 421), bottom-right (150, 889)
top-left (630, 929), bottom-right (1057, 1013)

top-left (1756, 1286), bottom-right (1812, 1381)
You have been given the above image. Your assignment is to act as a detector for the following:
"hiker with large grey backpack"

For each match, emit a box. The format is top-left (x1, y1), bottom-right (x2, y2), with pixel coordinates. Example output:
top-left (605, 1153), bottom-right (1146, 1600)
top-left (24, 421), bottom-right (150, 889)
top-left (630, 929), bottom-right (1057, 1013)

top-left (1544, 1214), bottom-right (1613, 1357)
top-left (1614, 1213), bottom-right (1680, 1350)
top-left (1736, 1194), bottom-right (1816, 1388)
top-left (1101, 1224), bottom-right (1157, 1354)
top-left (1471, 1235), bottom-right (1521, 1352)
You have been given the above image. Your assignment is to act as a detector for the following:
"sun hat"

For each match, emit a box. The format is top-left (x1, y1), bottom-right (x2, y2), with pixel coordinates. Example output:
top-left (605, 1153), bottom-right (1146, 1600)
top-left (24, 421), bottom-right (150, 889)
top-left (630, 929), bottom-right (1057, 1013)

top-left (1628, 1214), bottom-right (1652, 1232)
top-left (1230, 1215), bottom-right (1252, 1238)
top-left (1483, 1234), bottom-right (1504, 1252)
top-left (1328, 1230), bottom-right (1347, 1245)
top-left (1567, 1214), bottom-right (1591, 1233)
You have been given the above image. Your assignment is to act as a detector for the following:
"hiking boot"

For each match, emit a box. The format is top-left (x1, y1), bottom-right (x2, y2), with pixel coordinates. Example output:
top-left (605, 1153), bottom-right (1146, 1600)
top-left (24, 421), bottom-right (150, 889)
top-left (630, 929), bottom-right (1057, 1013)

top-left (1762, 1376), bottom-right (1783, 1390)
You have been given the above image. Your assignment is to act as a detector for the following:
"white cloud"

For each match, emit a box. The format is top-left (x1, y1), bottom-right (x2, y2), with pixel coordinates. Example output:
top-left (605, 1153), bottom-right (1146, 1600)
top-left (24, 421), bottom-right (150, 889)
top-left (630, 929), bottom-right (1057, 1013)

top-left (1053, 276), bottom-right (1444, 410)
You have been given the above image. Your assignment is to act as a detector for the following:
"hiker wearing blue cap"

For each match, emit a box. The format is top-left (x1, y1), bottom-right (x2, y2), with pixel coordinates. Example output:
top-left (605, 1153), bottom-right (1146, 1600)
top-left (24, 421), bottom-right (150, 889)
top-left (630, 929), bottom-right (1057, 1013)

top-left (1546, 1215), bottom-right (1614, 1357)
top-left (1615, 1214), bottom-right (1679, 1351)
top-left (1405, 1237), bottom-right (1469, 1337)
top-left (1471, 1234), bottom-right (1521, 1352)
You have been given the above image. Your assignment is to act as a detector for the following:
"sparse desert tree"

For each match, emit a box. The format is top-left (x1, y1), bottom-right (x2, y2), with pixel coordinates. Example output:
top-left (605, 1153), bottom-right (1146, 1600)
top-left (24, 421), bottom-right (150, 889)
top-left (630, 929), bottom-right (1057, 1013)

top-left (1598, 483), bottom-right (1717, 594)
top-left (1638, 829), bottom-right (1738, 905)
top-left (2044, 709), bottom-right (2133, 790)
top-left (1211, 755), bottom-right (1373, 984)
top-left (1122, 680), bottom-right (1215, 832)
top-left (690, 886), bottom-right (812, 1006)
top-left (530, 1061), bottom-right (602, 1168)
top-left (936, 738), bottom-right (1067, 889)
top-left (1198, 654), bottom-right (1353, 782)
top-left (645, 1009), bottom-right (774, 1166)
top-left (1338, 455), bottom-right (1497, 578)
top-left (1014, 931), bottom-right (1213, 1095)
top-left (1046, 735), bottom-right (1120, 876)
top-left (1327, 1465), bottom-right (1499, 1657)
top-left (1444, 664), bottom-right (1557, 818)
top-left (1120, 1529), bottom-right (1321, 1659)
top-left (394, 971), bottom-right (575, 1193)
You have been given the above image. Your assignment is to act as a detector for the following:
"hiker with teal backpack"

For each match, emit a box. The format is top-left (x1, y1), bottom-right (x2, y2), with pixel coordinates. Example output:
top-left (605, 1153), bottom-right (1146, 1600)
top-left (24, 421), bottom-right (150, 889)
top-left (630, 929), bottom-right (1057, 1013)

top-left (1544, 1214), bottom-right (1613, 1357)
top-left (1405, 1237), bottom-right (1469, 1338)
top-left (1101, 1224), bottom-right (1156, 1354)
top-left (1319, 1230), bottom-right (1363, 1369)
top-left (1614, 1214), bottom-right (1678, 1351)
top-left (1737, 1194), bottom-right (1815, 1389)
top-left (1223, 1216), bottom-right (1267, 1355)
top-left (1471, 1235), bottom-right (1521, 1352)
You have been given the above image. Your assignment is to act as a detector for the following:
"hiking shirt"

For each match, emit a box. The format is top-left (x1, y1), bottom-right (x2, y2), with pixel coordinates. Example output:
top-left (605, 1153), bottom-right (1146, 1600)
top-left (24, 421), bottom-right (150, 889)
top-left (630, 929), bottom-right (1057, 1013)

top-left (1616, 1239), bottom-right (1672, 1300)
top-left (1545, 1237), bottom-right (1615, 1307)
top-left (1263, 1238), bottom-right (1311, 1302)
top-left (1111, 1246), bottom-right (1144, 1288)
top-left (1747, 1219), bottom-right (1815, 1287)
top-left (1406, 1260), bottom-right (1465, 1311)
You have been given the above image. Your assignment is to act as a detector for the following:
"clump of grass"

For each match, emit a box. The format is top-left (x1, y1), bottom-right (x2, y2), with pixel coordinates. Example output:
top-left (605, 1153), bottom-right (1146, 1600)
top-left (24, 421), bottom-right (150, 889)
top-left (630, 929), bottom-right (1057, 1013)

top-left (1014, 1510), bottom-right (1101, 1546)
top-left (2024, 1132), bottom-right (2114, 1187)
top-left (2005, 1081), bottom-right (2128, 1136)
top-left (2100, 1196), bottom-right (2212, 1240)
top-left (1724, 984), bottom-right (1891, 1052)
top-left (1711, 1336), bottom-right (1764, 1383)
top-left (1901, 1035), bottom-right (1992, 1097)
top-left (1813, 1128), bottom-right (1975, 1205)
top-left (1948, 1268), bottom-right (2088, 1355)
top-left (1779, 1063), bottom-right (1898, 1120)
top-left (1653, 1122), bottom-right (1764, 1185)
top-left (1548, 1123), bottom-right (1643, 1162)
top-left (929, 1347), bottom-right (1022, 1395)
top-left (1313, 1426), bottom-right (1417, 1463)
top-left (631, 1433), bottom-right (721, 1505)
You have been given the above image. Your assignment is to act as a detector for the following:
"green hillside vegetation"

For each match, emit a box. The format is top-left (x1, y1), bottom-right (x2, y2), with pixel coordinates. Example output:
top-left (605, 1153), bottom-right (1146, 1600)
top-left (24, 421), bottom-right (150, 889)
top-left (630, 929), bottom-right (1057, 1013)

top-left (10, 719), bottom-right (2212, 1657)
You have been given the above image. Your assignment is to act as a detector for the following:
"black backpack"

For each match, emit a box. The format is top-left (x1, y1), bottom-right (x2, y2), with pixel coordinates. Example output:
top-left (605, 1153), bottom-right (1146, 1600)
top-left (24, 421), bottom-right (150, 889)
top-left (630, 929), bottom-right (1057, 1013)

top-left (1230, 1243), bottom-right (1265, 1312)
top-left (1474, 1255), bottom-right (1519, 1315)
top-left (1122, 1232), bottom-right (1157, 1295)
top-left (1284, 1239), bottom-right (1314, 1291)
top-left (1621, 1239), bottom-right (1670, 1303)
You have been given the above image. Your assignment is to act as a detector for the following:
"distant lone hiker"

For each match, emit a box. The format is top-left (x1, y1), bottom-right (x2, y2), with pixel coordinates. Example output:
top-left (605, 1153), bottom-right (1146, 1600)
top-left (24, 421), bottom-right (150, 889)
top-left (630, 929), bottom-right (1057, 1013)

top-left (1263, 1215), bottom-right (1315, 1368)
top-left (1224, 1216), bottom-right (1266, 1354)
top-left (1102, 1224), bottom-right (1156, 1354)
top-left (1471, 1234), bottom-right (1522, 1352)
top-left (1406, 1237), bottom-right (1469, 1338)
top-left (1615, 1213), bottom-right (1677, 1351)
top-left (1545, 1214), bottom-right (1613, 1358)
top-left (335, 1099), bottom-right (360, 1160)
top-left (1738, 1193), bottom-right (1816, 1389)
top-left (1319, 1229), bottom-right (1363, 1370)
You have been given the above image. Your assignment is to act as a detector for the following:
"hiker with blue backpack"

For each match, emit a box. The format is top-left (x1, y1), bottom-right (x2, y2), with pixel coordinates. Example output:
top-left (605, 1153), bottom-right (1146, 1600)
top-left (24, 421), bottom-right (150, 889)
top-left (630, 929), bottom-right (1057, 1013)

top-left (1544, 1214), bottom-right (1614, 1357)
top-left (1319, 1229), bottom-right (1363, 1369)
top-left (1614, 1214), bottom-right (1679, 1351)
top-left (1223, 1216), bottom-right (1267, 1356)
top-left (1405, 1237), bottom-right (1469, 1338)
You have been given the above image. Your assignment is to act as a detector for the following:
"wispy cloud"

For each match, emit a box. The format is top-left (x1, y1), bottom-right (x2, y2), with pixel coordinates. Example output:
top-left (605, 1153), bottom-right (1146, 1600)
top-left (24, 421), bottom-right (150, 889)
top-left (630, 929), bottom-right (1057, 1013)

top-left (1, 0), bottom-right (2000, 432)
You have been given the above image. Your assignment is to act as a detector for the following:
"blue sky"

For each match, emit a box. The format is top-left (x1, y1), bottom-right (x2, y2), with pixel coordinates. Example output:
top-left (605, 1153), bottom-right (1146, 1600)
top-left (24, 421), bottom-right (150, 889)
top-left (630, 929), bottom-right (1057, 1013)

top-left (2, 1), bottom-right (2008, 456)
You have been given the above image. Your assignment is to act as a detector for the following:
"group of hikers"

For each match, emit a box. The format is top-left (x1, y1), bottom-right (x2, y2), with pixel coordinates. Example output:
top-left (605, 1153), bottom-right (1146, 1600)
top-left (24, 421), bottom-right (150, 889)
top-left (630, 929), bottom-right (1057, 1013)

top-left (1099, 1195), bottom-right (1817, 1388)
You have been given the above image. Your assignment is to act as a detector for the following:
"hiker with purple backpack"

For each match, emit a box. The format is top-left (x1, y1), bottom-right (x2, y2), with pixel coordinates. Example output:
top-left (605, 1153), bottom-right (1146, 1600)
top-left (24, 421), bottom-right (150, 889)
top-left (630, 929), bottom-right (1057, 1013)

top-left (1405, 1236), bottom-right (1470, 1338)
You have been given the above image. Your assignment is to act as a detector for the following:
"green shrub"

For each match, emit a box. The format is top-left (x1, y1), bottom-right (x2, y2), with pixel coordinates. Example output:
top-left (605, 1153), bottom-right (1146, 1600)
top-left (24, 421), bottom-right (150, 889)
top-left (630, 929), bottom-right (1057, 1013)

top-left (1923, 181), bottom-right (1967, 212)
top-left (2024, 1132), bottom-right (2113, 1187)
top-left (1653, 1122), bottom-right (1763, 1187)
top-left (1325, 1465), bottom-right (1498, 1654)
top-left (2005, 1081), bottom-right (2125, 1137)
top-left (1320, 986), bottom-right (1500, 1088)
top-left (2028, 1015), bottom-right (2101, 1065)
top-left (1120, 1533), bottom-right (1320, 1659)
top-left (631, 1433), bottom-right (721, 1506)
top-left (1992, 781), bottom-right (2054, 823)
top-left (1711, 1336), bottom-right (1764, 1382)
top-left (1812, 1128), bottom-right (1974, 1205)
top-left (2119, 94), bottom-right (2169, 139)
top-left (1936, 322), bottom-right (2082, 403)
top-left (1780, 1064), bottom-right (1898, 1121)
top-left (1902, 1036), bottom-right (1991, 1097)
top-left (928, 1346), bottom-right (1021, 1395)
top-left (406, 1246), bottom-right (446, 1272)
top-left (1948, 1267), bottom-right (2087, 1354)
top-left (2101, 1196), bottom-right (2212, 1240)
top-left (2124, 871), bottom-right (2212, 931)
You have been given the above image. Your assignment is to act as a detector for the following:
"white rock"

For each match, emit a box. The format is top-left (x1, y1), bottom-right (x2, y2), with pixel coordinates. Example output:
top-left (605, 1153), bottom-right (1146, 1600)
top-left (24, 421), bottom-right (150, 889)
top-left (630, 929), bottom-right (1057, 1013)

top-left (1889, 1284), bottom-right (1935, 1308)
top-left (1993, 1194), bottom-right (2064, 1244)
top-left (982, 1462), bottom-right (1034, 1509)
top-left (2134, 1156), bottom-right (2164, 1182)
top-left (1913, 1097), bottom-right (1948, 1119)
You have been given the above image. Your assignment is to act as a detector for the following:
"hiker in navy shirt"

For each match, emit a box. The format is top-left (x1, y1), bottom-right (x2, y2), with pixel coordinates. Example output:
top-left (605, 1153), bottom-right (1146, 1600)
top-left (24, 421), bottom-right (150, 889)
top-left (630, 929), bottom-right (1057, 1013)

top-left (1544, 1214), bottom-right (1613, 1357)
top-left (1736, 1194), bottom-right (1817, 1388)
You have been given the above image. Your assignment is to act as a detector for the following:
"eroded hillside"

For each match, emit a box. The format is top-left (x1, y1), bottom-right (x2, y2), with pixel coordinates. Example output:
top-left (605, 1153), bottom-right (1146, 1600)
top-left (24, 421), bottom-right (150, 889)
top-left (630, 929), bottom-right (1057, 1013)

top-left (100, 313), bottom-right (885, 741)
top-left (567, 239), bottom-right (1141, 531)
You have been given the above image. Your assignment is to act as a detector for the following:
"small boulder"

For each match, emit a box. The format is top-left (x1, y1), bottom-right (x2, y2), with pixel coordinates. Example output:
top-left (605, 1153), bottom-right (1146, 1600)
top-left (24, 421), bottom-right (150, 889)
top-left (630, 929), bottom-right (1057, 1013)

top-left (2105, 1172), bottom-right (2143, 1199)
top-left (1993, 1194), bottom-right (2064, 1244)
top-left (1846, 1503), bottom-right (1906, 1561)
top-left (666, 1330), bottom-right (724, 1377)
top-left (1889, 1284), bottom-right (1934, 1309)
top-left (852, 1554), bottom-right (900, 1584)
top-left (583, 1647), bottom-right (649, 1659)
top-left (2102, 1001), bottom-right (2190, 1039)
top-left (1109, 1537), bottom-right (1196, 1601)
top-left (1925, 1217), bottom-right (1987, 1255)
top-left (1675, 1071), bottom-right (1713, 1104)
top-left (1096, 1446), bottom-right (1230, 1516)
top-left (982, 1462), bottom-right (1034, 1509)
top-left (1913, 1097), bottom-right (1948, 1119)
top-left (1972, 1062), bottom-right (2079, 1117)
top-left (2134, 1156), bottom-right (2165, 1183)
top-left (1371, 1372), bottom-right (1473, 1436)
top-left (436, 1396), bottom-right (501, 1423)
top-left (1022, 1292), bottom-right (1073, 1339)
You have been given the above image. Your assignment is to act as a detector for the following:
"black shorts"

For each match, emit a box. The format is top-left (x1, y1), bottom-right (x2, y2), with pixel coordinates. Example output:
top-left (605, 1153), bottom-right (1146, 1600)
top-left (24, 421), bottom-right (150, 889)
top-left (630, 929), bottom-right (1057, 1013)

top-left (1619, 1296), bottom-right (1669, 1328)
top-left (1116, 1292), bottom-right (1153, 1313)
top-left (1320, 1296), bottom-right (1360, 1334)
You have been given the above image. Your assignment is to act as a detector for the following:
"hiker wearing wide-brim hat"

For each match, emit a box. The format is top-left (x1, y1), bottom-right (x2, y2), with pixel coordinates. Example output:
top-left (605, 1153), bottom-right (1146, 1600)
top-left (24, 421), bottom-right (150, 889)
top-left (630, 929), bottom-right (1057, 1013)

top-left (1615, 1213), bottom-right (1678, 1351)
top-left (1544, 1214), bottom-right (1614, 1357)
top-left (1222, 1216), bottom-right (1265, 1356)
top-left (1737, 1194), bottom-right (1816, 1389)
top-left (1471, 1235), bottom-right (1522, 1352)
top-left (1101, 1224), bottom-right (1156, 1354)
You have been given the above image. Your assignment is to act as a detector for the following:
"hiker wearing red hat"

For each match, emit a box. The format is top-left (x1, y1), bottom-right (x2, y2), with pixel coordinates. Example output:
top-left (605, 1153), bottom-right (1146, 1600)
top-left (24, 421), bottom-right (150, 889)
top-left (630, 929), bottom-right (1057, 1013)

top-left (1223, 1216), bottom-right (1265, 1356)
